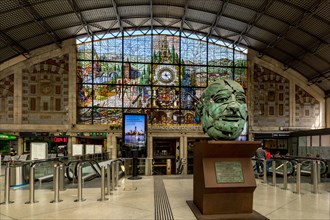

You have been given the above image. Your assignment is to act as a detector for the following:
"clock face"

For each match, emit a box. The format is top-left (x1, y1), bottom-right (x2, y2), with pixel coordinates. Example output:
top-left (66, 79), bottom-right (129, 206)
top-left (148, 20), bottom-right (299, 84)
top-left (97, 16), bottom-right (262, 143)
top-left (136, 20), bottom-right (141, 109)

top-left (154, 65), bottom-right (178, 85)
top-left (158, 68), bottom-right (174, 83)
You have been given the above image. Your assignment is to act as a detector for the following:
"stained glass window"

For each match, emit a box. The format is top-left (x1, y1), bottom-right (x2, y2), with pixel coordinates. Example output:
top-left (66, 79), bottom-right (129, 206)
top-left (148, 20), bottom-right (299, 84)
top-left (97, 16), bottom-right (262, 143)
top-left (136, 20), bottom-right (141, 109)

top-left (76, 31), bottom-right (247, 125)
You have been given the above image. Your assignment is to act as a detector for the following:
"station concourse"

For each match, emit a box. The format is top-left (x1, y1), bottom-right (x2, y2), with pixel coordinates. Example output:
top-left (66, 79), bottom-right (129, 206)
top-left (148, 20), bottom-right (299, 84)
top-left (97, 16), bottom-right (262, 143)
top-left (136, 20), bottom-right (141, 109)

top-left (0, 1), bottom-right (330, 219)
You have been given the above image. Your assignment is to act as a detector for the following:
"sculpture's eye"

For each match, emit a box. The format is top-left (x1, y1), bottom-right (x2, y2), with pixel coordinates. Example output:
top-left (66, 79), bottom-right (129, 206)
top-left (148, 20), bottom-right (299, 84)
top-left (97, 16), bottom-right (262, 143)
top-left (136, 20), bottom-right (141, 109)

top-left (212, 94), bottom-right (230, 103)
top-left (236, 94), bottom-right (246, 103)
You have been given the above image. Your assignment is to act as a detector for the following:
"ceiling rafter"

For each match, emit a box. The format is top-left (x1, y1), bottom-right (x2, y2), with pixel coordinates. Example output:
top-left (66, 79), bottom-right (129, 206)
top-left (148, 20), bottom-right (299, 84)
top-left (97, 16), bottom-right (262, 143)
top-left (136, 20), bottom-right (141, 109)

top-left (0, 30), bottom-right (30, 58)
top-left (150, 0), bottom-right (153, 30)
top-left (122, 19), bottom-right (136, 27)
top-left (208, 9), bottom-right (330, 70)
top-left (261, 0), bottom-right (323, 52)
top-left (309, 69), bottom-right (330, 85)
top-left (234, 0), bottom-right (275, 46)
top-left (207, 0), bottom-right (228, 38)
top-left (227, 1), bottom-right (328, 48)
top-left (137, 18), bottom-right (151, 29)
top-left (180, 0), bottom-right (189, 35)
top-left (261, 0), bottom-right (327, 73)
top-left (0, 1), bottom-right (329, 92)
top-left (67, 0), bottom-right (93, 37)
top-left (2, 10), bottom-right (78, 33)
top-left (89, 23), bottom-right (107, 31)
top-left (18, 0), bottom-right (62, 48)
top-left (153, 18), bottom-right (166, 26)
top-left (112, 0), bottom-right (123, 32)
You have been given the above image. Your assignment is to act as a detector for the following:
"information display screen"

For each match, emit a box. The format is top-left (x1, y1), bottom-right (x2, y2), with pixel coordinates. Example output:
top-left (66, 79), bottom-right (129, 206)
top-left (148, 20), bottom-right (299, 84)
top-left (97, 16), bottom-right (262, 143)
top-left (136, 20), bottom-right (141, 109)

top-left (122, 113), bottom-right (147, 158)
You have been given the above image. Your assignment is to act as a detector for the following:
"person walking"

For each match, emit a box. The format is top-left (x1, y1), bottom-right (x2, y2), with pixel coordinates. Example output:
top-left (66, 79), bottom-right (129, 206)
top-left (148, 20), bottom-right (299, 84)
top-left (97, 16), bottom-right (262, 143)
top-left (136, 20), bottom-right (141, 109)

top-left (255, 145), bottom-right (266, 175)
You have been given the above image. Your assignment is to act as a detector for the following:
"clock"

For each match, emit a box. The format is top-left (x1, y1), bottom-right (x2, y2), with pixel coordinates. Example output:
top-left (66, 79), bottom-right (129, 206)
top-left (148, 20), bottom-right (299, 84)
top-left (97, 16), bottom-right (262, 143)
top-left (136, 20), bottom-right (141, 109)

top-left (153, 65), bottom-right (178, 85)
top-left (158, 68), bottom-right (174, 83)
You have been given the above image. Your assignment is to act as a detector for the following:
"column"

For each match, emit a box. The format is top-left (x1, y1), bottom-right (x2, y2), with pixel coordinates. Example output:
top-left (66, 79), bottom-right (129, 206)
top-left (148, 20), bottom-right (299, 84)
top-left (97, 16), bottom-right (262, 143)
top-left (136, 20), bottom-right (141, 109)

top-left (326, 97), bottom-right (330, 128)
top-left (17, 137), bottom-right (24, 155)
top-left (145, 134), bottom-right (153, 176)
top-left (107, 133), bottom-right (117, 159)
top-left (182, 135), bottom-right (188, 175)
top-left (68, 136), bottom-right (77, 156)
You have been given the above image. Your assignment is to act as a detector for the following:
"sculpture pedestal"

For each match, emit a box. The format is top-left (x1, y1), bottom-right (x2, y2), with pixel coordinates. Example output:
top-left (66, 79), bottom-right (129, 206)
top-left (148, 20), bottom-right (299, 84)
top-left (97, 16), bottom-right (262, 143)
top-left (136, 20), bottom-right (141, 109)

top-left (187, 140), bottom-right (268, 220)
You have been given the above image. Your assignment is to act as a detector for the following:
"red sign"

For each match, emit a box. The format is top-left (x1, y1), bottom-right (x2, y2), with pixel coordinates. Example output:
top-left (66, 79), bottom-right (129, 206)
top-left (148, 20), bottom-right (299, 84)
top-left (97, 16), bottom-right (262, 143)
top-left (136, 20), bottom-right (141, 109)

top-left (53, 137), bottom-right (68, 143)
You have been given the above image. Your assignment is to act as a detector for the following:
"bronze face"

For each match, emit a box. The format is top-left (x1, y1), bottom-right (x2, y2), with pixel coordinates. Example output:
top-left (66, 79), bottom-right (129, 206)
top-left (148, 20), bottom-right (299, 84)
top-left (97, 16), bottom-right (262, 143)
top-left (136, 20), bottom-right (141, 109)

top-left (197, 79), bottom-right (247, 140)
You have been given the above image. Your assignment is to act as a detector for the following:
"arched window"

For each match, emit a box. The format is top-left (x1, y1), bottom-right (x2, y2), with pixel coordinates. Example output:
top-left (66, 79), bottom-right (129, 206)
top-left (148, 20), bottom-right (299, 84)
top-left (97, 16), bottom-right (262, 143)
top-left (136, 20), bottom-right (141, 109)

top-left (76, 30), bottom-right (247, 125)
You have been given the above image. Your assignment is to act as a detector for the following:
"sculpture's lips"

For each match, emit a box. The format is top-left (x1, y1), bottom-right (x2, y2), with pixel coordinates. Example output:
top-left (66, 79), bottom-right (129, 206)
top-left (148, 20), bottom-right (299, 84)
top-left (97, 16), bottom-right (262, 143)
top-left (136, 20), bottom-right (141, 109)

top-left (222, 116), bottom-right (241, 121)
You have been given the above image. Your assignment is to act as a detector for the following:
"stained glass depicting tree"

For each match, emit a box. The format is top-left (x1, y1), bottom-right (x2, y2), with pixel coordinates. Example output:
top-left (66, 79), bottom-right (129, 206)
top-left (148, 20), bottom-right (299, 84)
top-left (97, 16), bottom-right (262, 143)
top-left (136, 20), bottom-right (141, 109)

top-left (153, 35), bottom-right (180, 64)
top-left (234, 68), bottom-right (248, 89)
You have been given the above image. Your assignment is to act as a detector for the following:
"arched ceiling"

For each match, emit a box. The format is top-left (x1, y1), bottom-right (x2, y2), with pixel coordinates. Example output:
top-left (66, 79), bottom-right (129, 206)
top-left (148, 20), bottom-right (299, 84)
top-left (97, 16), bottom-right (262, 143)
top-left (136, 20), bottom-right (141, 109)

top-left (1, 0), bottom-right (329, 95)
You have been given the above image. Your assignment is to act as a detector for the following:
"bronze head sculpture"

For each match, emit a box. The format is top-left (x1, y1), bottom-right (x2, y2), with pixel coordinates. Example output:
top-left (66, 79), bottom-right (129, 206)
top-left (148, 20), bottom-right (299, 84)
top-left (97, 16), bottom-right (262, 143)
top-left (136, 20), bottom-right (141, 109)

top-left (196, 78), bottom-right (247, 140)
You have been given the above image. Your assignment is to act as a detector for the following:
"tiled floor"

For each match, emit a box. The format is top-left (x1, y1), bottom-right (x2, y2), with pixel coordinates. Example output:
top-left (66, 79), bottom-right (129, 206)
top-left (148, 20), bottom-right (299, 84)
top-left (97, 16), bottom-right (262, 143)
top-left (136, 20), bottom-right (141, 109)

top-left (0, 173), bottom-right (329, 220)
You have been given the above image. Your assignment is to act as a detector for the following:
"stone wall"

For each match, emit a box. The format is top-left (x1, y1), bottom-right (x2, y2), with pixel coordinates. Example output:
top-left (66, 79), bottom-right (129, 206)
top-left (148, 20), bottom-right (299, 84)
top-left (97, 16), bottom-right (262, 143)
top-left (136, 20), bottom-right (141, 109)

top-left (0, 74), bottom-right (14, 123)
top-left (21, 54), bottom-right (69, 124)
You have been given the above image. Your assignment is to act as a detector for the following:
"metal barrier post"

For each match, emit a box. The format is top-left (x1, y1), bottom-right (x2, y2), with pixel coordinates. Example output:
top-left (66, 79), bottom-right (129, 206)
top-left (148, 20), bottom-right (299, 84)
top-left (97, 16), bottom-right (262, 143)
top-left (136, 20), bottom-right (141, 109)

top-left (295, 163), bottom-right (301, 194)
top-left (312, 161), bottom-right (318, 194)
top-left (25, 164), bottom-right (38, 204)
top-left (58, 163), bottom-right (66, 191)
top-left (97, 166), bottom-right (108, 201)
top-left (50, 164), bottom-right (63, 203)
top-left (116, 161), bottom-right (120, 187)
top-left (112, 163), bottom-right (116, 191)
top-left (0, 163), bottom-right (14, 205)
top-left (317, 160), bottom-right (321, 183)
top-left (272, 160), bottom-right (276, 186)
top-left (74, 164), bottom-right (85, 202)
top-left (107, 164), bottom-right (112, 195)
top-left (263, 159), bottom-right (267, 183)
top-left (283, 161), bottom-right (288, 190)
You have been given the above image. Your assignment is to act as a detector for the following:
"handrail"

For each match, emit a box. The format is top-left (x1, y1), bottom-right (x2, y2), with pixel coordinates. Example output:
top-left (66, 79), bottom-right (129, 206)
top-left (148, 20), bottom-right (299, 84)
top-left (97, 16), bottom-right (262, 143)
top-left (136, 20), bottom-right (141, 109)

top-left (252, 157), bottom-right (296, 176)
top-left (252, 156), bottom-right (328, 176)
top-left (74, 160), bottom-right (102, 180)
top-left (292, 158), bottom-right (328, 176)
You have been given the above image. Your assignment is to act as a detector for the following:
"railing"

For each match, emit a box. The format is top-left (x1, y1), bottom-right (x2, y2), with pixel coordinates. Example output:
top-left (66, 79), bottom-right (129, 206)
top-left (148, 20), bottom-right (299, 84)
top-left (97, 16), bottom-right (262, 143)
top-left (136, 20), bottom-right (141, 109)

top-left (0, 156), bottom-right (127, 205)
top-left (253, 156), bottom-right (329, 194)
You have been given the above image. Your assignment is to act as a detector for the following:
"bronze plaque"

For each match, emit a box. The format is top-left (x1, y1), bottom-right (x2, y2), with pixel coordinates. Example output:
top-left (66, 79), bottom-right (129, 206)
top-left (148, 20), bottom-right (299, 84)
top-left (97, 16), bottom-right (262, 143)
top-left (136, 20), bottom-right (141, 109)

top-left (215, 161), bottom-right (244, 183)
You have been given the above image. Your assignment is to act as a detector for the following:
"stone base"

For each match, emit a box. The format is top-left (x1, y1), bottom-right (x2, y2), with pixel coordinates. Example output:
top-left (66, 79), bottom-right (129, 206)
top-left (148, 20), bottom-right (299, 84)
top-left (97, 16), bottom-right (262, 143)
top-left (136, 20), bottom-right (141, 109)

top-left (187, 201), bottom-right (268, 220)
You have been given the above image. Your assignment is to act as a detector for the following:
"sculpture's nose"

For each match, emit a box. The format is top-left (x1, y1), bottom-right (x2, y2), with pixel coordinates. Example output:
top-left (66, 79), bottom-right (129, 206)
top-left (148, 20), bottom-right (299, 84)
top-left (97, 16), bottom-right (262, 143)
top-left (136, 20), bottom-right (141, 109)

top-left (228, 101), bottom-right (240, 113)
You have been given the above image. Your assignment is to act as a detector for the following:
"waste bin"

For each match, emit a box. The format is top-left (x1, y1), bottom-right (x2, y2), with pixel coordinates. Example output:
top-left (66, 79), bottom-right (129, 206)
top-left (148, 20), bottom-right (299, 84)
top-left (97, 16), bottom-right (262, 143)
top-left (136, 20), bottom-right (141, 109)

top-left (9, 164), bottom-right (29, 186)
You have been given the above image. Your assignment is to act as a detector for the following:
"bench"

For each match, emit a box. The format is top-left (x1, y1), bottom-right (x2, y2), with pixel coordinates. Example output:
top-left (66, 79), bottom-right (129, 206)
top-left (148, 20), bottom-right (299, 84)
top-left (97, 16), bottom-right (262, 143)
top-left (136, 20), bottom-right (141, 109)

top-left (37, 174), bottom-right (53, 185)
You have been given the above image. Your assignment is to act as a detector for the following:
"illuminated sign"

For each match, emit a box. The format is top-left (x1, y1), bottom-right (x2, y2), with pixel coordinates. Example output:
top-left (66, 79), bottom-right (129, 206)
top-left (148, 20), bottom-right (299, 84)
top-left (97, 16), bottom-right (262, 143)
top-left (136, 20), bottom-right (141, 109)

top-left (0, 133), bottom-right (17, 140)
top-left (53, 137), bottom-right (68, 143)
